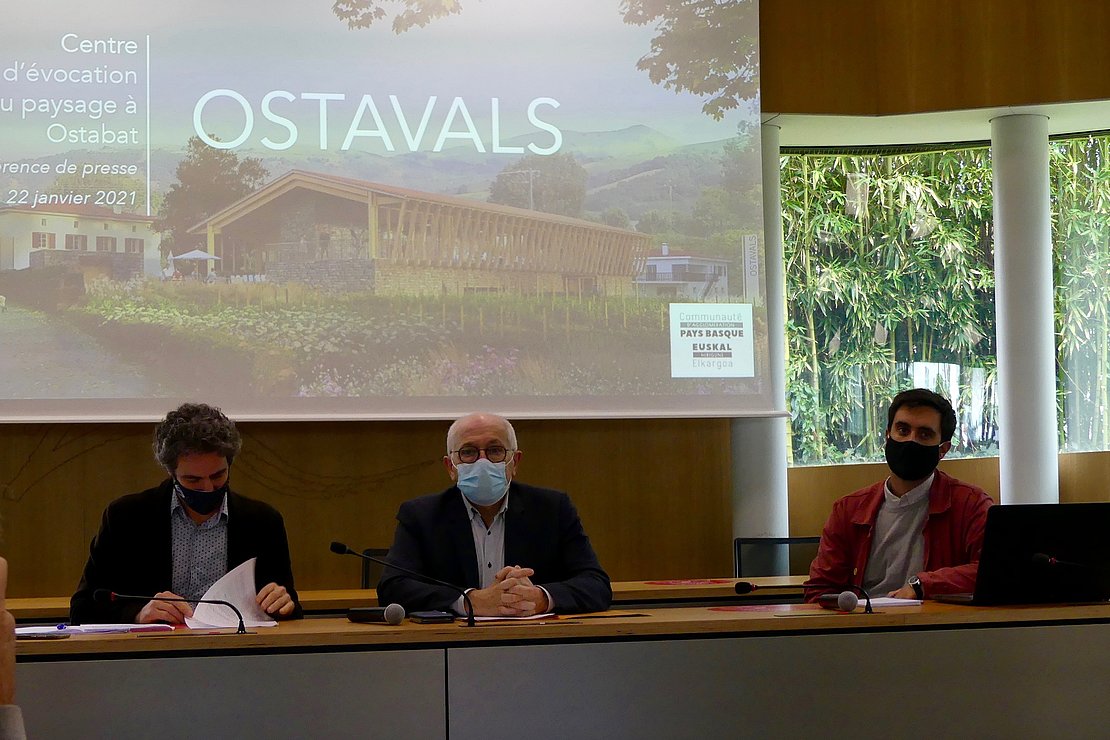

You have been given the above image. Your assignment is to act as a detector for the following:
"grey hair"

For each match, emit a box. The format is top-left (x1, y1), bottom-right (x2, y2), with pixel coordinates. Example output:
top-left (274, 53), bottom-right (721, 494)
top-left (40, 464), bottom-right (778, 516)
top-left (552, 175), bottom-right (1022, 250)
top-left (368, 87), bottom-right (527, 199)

top-left (446, 413), bottom-right (518, 454)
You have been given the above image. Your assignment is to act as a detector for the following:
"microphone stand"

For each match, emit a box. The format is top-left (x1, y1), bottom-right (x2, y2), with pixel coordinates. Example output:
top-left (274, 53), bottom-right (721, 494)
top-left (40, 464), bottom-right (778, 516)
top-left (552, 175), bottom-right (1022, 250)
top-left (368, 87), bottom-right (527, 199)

top-left (330, 541), bottom-right (476, 627)
top-left (735, 580), bottom-right (874, 613)
top-left (95, 589), bottom-right (250, 633)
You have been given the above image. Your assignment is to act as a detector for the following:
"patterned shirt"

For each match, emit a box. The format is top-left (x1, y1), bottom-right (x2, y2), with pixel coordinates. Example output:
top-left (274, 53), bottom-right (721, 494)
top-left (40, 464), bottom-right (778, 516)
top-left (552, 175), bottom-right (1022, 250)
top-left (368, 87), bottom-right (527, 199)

top-left (170, 491), bottom-right (230, 603)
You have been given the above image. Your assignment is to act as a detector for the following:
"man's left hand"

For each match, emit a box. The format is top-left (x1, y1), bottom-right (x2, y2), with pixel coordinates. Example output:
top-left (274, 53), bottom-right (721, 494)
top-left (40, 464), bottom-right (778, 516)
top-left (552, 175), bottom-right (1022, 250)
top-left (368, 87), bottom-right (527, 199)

top-left (257, 582), bottom-right (294, 616)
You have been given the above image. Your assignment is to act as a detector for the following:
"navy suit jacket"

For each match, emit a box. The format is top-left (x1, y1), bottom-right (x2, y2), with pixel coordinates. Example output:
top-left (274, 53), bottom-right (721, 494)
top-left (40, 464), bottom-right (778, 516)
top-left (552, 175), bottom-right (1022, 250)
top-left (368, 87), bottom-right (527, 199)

top-left (377, 482), bottom-right (612, 614)
top-left (70, 481), bottom-right (301, 624)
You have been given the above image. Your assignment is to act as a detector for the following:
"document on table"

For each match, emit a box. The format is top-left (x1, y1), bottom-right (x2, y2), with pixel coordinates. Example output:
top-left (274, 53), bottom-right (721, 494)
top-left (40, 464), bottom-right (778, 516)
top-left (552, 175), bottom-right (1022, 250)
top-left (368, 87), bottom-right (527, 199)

top-left (863, 597), bottom-right (922, 608)
top-left (462, 613), bottom-right (555, 622)
top-left (16, 624), bottom-right (174, 636)
top-left (185, 558), bottom-right (277, 629)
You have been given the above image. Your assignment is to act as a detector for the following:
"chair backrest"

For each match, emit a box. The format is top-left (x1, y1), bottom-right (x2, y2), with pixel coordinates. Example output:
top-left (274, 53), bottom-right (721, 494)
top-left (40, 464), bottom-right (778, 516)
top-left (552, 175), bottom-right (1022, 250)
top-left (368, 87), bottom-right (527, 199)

top-left (733, 536), bottom-right (821, 578)
top-left (361, 548), bottom-right (390, 589)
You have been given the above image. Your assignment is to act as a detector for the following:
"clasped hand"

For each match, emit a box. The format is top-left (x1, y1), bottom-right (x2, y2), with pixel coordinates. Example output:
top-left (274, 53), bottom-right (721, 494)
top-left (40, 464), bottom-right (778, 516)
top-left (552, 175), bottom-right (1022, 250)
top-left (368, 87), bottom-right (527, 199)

top-left (468, 566), bottom-right (549, 617)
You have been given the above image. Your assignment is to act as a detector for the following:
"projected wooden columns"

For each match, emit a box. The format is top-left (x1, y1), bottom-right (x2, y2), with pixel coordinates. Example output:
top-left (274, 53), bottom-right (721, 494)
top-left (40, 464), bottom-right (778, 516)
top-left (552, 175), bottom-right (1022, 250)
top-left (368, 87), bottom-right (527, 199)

top-left (375, 199), bottom-right (648, 278)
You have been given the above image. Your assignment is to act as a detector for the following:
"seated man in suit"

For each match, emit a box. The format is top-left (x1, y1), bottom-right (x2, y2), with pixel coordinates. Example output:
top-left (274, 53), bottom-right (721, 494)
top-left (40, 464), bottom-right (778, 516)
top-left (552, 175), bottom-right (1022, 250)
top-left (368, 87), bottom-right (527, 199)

top-left (806, 388), bottom-right (994, 602)
top-left (378, 412), bottom-right (611, 616)
top-left (71, 403), bottom-right (301, 624)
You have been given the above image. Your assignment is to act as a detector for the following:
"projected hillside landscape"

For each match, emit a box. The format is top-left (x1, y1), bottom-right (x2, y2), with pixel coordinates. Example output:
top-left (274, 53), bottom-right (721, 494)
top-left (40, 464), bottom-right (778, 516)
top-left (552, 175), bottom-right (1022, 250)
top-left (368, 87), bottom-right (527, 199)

top-left (0, 0), bottom-right (766, 419)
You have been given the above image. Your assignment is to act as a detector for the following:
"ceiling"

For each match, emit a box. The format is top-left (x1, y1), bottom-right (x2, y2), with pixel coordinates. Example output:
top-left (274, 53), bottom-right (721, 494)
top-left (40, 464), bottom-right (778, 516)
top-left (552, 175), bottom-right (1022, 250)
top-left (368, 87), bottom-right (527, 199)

top-left (764, 99), bottom-right (1110, 149)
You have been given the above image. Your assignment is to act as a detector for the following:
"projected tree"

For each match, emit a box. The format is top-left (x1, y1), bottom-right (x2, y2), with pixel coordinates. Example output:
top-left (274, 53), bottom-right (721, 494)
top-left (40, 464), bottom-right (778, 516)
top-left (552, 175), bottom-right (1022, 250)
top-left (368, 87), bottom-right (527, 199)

top-left (155, 136), bottom-right (268, 254)
top-left (331, 0), bottom-right (759, 120)
top-left (488, 153), bottom-right (587, 217)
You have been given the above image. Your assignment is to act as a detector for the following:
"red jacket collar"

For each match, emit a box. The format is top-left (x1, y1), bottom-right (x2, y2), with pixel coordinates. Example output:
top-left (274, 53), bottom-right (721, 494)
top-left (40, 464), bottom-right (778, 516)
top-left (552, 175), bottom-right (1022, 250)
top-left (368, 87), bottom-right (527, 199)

top-left (850, 469), bottom-right (955, 525)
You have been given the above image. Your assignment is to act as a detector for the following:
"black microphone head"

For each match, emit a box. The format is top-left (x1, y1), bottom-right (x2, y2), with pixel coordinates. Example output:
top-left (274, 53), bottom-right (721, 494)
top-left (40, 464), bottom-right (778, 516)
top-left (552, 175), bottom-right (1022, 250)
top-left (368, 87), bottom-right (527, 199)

top-left (1031, 552), bottom-right (1052, 566)
top-left (734, 581), bottom-right (757, 595)
top-left (92, 589), bottom-right (114, 603)
top-left (384, 603), bottom-right (406, 625)
top-left (329, 541), bottom-right (350, 555)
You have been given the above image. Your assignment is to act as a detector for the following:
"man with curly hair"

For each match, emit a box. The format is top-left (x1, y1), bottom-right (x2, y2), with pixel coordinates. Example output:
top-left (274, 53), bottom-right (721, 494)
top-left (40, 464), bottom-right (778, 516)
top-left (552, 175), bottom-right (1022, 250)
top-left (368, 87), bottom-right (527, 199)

top-left (70, 403), bottom-right (301, 624)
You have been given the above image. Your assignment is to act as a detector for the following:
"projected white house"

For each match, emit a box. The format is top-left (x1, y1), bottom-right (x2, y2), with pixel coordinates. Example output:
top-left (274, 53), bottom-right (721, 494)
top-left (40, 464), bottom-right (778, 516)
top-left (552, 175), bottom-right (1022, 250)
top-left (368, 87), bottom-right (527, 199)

top-left (0, 204), bottom-right (161, 278)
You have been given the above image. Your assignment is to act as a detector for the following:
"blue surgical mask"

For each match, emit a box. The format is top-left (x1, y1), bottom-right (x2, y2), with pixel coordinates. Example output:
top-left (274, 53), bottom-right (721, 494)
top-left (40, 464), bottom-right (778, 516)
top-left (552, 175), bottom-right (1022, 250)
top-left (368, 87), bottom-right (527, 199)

top-left (174, 478), bottom-right (228, 515)
top-left (455, 458), bottom-right (510, 507)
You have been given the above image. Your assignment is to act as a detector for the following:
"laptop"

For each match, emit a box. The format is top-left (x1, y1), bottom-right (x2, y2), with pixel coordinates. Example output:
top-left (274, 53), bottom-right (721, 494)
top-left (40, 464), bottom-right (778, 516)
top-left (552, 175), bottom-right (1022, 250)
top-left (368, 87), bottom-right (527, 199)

top-left (935, 502), bottom-right (1110, 605)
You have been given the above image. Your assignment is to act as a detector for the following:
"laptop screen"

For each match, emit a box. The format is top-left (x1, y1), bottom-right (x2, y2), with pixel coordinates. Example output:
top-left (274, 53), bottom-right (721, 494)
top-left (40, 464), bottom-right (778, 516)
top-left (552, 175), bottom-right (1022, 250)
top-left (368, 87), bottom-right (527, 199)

top-left (972, 502), bottom-right (1110, 605)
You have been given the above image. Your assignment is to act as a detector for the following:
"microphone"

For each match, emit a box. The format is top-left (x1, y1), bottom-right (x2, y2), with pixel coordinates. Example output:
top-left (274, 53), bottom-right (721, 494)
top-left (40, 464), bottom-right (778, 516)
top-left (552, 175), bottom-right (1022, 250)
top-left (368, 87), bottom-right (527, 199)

top-left (93, 589), bottom-right (250, 634)
top-left (818, 591), bottom-right (860, 612)
top-left (329, 541), bottom-right (476, 627)
top-left (1033, 552), bottom-right (1086, 569)
top-left (348, 604), bottom-right (406, 626)
top-left (734, 581), bottom-right (874, 613)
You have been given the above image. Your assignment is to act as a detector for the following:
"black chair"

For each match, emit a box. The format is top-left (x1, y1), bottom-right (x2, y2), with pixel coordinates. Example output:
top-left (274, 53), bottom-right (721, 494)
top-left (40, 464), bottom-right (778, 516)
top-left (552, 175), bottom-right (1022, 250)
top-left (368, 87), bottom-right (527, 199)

top-left (360, 548), bottom-right (390, 589)
top-left (733, 536), bottom-right (821, 578)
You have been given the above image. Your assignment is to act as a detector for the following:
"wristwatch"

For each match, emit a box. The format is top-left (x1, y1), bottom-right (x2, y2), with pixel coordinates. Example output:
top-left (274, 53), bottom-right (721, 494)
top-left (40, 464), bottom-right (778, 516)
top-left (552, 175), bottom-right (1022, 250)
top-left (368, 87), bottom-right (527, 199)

top-left (908, 575), bottom-right (924, 600)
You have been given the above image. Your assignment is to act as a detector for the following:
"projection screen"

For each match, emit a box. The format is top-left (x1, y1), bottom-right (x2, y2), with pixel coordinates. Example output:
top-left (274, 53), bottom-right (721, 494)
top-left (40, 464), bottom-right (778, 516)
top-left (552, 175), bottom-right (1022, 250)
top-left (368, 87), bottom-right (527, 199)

top-left (0, 0), bottom-right (767, 421)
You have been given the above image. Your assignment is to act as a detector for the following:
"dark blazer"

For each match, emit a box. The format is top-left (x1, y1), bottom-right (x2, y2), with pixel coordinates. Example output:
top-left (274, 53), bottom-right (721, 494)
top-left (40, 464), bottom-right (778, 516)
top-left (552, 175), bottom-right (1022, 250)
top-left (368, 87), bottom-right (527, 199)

top-left (70, 481), bottom-right (301, 624)
top-left (377, 481), bottom-right (612, 614)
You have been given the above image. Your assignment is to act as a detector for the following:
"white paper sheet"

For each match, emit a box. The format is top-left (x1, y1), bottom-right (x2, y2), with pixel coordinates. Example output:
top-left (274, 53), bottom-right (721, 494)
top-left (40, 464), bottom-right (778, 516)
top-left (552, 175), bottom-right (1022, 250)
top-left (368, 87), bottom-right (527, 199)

top-left (463, 613), bottom-right (555, 622)
top-left (16, 623), bottom-right (174, 635)
top-left (862, 597), bottom-right (923, 608)
top-left (185, 558), bottom-right (277, 629)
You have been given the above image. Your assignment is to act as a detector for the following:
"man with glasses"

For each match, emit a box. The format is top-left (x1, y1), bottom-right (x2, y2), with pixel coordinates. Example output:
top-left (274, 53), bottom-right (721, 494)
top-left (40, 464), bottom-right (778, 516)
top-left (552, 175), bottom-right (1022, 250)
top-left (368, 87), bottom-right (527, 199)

top-left (378, 412), bottom-right (612, 616)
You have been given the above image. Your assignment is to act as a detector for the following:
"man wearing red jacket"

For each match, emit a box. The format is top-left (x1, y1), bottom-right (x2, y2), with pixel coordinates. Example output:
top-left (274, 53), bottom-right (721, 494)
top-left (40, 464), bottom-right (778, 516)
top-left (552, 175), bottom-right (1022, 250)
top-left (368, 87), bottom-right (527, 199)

top-left (806, 389), bottom-right (994, 602)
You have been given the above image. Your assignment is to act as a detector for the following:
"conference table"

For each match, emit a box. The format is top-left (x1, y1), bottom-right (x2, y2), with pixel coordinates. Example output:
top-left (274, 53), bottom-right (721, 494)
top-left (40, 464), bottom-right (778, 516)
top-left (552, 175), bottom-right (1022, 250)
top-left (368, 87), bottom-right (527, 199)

top-left (7, 576), bottom-right (806, 622)
top-left (15, 598), bottom-right (1110, 739)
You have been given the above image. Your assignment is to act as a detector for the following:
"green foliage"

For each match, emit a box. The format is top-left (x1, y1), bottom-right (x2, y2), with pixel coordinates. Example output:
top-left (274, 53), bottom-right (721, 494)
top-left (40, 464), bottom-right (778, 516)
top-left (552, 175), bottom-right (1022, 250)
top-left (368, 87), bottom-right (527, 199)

top-left (621, 0), bottom-right (760, 120)
top-left (76, 280), bottom-right (684, 398)
top-left (154, 136), bottom-right (268, 253)
top-left (1051, 136), bottom-right (1110, 451)
top-left (782, 149), bottom-right (998, 464)
top-left (488, 153), bottom-right (587, 217)
top-left (50, 171), bottom-right (153, 213)
top-left (783, 136), bottom-right (1110, 463)
top-left (600, 207), bottom-right (632, 229)
top-left (636, 209), bottom-right (671, 234)
top-left (332, 0), bottom-right (461, 33)
top-left (330, 1), bottom-right (760, 121)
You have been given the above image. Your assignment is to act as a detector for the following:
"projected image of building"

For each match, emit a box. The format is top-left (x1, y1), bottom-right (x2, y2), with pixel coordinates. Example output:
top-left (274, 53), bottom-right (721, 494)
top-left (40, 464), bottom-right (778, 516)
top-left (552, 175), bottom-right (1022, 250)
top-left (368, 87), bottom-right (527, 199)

top-left (188, 170), bottom-right (652, 297)
top-left (635, 243), bottom-right (730, 301)
top-left (0, 204), bottom-right (161, 279)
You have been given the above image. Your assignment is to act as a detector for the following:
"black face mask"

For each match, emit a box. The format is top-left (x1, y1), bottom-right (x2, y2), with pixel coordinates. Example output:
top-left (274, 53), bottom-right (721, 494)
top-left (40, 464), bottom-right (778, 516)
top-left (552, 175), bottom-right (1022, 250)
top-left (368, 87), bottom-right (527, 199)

top-left (174, 478), bottom-right (228, 515)
top-left (884, 437), bottom-right (941, 482)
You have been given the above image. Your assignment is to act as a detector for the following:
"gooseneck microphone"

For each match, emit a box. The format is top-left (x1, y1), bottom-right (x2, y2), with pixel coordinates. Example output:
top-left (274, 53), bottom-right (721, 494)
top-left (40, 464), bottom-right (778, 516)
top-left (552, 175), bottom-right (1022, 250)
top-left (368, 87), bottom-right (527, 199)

top-left (329, 541), bottom-right (476, 627)
top-left (734, 581), bottom-right (875, 613)
top-left (93, 589), bottom-right (250, 634)
top-left (348, 603), bottom-right (406, 626)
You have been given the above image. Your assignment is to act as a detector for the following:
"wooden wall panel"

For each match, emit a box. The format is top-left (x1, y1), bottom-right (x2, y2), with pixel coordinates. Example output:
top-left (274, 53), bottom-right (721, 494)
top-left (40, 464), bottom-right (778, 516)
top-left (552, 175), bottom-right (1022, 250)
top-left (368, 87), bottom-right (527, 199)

top-left (2, 417), bottom-right (1108, 598)
top-left (761, 0), bottom-right (1110, 115)
top-left (0, 418), bottom-right (733, 598)
top-left (787, 456), bottom-right (1003, 536)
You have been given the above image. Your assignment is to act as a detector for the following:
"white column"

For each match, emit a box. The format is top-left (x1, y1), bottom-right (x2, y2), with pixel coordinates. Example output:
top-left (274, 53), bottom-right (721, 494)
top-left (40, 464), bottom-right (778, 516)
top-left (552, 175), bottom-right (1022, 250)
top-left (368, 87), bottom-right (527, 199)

top-left (731, 123), bottom-right (790, 572)
top-left (991, 114), bottom-right (1059, 504)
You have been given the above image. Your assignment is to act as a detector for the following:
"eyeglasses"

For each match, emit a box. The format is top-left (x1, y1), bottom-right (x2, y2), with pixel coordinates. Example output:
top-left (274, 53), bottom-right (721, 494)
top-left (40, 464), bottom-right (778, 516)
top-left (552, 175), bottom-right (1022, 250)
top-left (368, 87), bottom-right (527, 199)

top-left (451, 445), bottom-right (512, 464)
